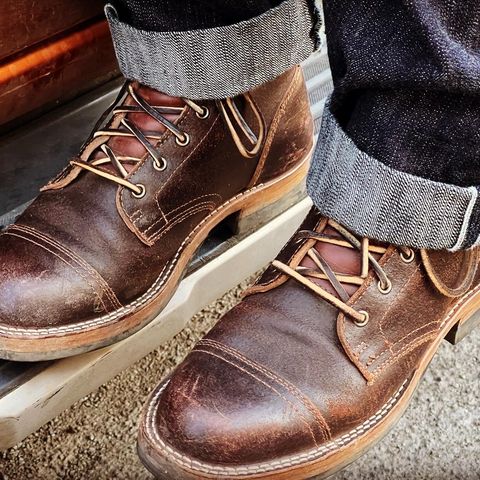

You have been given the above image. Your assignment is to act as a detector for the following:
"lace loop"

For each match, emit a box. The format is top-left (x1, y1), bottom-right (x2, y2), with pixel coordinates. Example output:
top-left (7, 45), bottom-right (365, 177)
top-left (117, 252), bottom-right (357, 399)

top-left (272, 218), bottom-right (479, 328)
top-left (73, 82), bottom-right (201, 195)
top-left (272, 260), bottom-right (367, 324)
top-left (127, 83), bottom-right (187, 144)
top-left (72, 82), bottom-right (266, 195)
top-left (272, 220), bottom-right (391, 327)
top-left (217, 94), bottom-right (266, 159)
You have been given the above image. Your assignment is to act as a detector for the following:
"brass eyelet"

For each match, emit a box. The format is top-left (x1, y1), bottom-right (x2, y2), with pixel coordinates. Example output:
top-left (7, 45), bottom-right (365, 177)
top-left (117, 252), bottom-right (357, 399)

top-left (400, 249), bottom-right (415, 264)
top-left (196, 107), bottom-right (210, 119)
top-left (153, 157), bottom-right (167, 172)
top-left (175, 133), bottom-right (190, 147)
top-left (377, 278), bottom-right (392, 295)
top-left (131, 184), bottom-right (146, 199)
top-left (354, 310), bottom-right (370, 327)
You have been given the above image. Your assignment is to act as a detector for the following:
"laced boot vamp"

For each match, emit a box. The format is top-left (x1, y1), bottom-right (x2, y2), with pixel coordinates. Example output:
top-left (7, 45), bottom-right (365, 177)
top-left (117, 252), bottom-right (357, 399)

top-left (139, 208), bottom-right (480, 479)
top-left (0, 66), bottom-right (314, 360)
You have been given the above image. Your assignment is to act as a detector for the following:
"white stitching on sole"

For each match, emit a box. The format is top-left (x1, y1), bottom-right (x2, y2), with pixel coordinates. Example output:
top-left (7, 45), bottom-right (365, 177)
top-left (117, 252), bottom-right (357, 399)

top-left (143, 379), bottom-right (408, 476)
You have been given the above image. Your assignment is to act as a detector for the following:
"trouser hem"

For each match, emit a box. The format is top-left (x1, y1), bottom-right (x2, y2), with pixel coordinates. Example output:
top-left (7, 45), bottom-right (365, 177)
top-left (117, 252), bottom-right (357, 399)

top-left (307, 102), bottom-right (479, 251)
top-left (105, 0), bottom-right (319, 99)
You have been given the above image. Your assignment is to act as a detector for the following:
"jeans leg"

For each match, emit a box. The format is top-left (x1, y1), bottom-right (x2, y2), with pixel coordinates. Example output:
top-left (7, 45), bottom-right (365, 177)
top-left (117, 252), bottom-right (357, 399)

top-left (308, 0), bottom-right (480, 250)
top-left (105, 0), bottom-right (320, 99)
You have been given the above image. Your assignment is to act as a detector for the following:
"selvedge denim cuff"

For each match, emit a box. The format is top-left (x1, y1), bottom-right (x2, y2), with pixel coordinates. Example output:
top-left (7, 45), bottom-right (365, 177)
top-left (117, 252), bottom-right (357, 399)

top-left (105, 0), bottom-right (319, 100)
top-left (308, 102), bottom-right (479, 251)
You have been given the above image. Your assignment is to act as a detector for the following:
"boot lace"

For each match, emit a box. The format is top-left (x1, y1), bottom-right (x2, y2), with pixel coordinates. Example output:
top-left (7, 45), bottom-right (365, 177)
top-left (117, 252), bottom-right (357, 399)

top-left (70, 82), bottom-right (265, 198)
top-left (272, 219), bottom-right (414, 327)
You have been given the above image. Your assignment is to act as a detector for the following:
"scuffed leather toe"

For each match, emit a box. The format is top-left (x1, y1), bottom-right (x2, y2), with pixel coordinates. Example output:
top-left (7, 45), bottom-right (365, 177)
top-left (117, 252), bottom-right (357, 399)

top-left (141, 334), bottom-right (332, 479)
top-left (139, 207), bottom-right (478, 479)
top-left (0, 228), bottom-right (120, 331)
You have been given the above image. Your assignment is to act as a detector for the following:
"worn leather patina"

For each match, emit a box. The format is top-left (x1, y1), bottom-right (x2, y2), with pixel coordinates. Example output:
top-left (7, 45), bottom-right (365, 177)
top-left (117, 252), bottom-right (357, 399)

top-left (0, 66), bottom-right (313, 360)
top-left (139, 207), bottom-right (479, 479)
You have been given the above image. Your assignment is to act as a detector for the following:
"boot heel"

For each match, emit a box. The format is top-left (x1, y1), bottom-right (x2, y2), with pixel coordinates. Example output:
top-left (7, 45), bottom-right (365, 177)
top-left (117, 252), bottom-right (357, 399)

top-left (445, 309), bottom-right (480, 345)
top-left (226, 156), bottom-right (310, 237)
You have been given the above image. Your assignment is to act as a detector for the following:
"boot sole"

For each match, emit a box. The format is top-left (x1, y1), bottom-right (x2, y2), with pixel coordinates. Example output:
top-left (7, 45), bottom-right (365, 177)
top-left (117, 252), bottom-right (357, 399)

top-left (137, 282), bottom-right (480, 480)
top-left (0, 148), bottom-right (313, 362)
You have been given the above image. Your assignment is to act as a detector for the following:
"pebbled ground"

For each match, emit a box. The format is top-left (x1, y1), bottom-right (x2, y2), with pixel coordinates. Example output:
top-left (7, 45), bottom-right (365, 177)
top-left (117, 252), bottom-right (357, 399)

top-left (0, 276), bottom-right (478, 480)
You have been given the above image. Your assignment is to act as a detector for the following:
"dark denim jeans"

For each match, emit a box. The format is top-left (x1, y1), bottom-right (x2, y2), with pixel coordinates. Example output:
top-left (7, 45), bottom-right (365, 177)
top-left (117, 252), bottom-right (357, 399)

top-left (113, 0), bottom-right (284, 31)
top-left (105, 0), bottom-right (319, 99)
top-left (309, 1), bottom-right (480, 250)
top-left (106, 0), bottom-right (480, 250)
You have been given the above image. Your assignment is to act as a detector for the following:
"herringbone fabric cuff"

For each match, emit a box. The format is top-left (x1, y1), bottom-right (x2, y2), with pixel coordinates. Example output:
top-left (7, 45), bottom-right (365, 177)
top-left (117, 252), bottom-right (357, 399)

top-left (308, 102), bottom-right (479, 251)
top-left (105, 0), bottom-right (319, 100)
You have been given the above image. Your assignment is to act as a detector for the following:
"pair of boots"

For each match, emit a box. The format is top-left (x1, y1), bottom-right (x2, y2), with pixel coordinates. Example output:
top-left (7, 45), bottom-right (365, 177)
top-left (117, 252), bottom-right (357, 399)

top-left (0, 67), bottom-right (477, 479)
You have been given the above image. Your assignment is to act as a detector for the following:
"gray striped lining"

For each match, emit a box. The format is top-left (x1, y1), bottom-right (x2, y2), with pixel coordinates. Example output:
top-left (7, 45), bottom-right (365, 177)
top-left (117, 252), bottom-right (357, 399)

top-left (307, 103), bottom-right (478, 251)
top-left (105, 0), bottom-right (318, 100)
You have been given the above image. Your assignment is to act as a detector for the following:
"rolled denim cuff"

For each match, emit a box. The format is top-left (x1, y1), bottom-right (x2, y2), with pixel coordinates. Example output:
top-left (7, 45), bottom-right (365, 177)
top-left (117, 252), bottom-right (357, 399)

top-left (308, 102), bottom-right (479, 251)
top-left (105, 0), bottom-right (319, 100)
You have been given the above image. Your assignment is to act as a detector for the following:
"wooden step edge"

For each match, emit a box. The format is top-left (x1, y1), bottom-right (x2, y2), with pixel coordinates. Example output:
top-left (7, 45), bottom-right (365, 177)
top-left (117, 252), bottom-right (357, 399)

top-left (0, 2), bottom-right (105, 61)
top-left (0, 19), bottom-right (120, 129)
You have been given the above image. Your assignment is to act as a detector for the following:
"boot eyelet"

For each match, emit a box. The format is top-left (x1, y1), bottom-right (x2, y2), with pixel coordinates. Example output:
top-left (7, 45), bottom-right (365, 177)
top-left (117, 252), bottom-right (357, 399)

top-left (132, 184), bottom-right (146, 199)
top-left (196, 107), bottom-right (210, 119)
top-left (378, 278), bottom-right (392, 295)
top-left (354, 310), bottom-right (370, 327)
top-left (153, 157), bottom-right (167, 171)
top-left (400, 249), bottom-right (415, 263)
top-left (176, 133), bottom-right (190, 147)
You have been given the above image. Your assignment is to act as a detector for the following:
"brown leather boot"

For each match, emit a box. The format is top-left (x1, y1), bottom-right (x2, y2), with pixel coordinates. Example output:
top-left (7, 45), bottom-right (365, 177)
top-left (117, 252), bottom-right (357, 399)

top-left (138, 207), bottom-right (479, 480)
top-left (0, 66), bottom-right (314, 361)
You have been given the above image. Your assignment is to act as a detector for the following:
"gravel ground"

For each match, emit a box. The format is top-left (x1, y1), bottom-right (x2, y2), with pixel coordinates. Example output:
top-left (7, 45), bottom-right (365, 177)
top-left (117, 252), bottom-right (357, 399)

top-left (0, 277), bottom-right (478, 480)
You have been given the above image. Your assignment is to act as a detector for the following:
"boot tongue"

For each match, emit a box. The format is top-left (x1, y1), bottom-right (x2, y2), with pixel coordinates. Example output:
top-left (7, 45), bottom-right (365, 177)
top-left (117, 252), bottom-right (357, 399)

top-left (93, 82), bottom-right (186, 173)
top-left (299, 226), bottom-right (384, 299)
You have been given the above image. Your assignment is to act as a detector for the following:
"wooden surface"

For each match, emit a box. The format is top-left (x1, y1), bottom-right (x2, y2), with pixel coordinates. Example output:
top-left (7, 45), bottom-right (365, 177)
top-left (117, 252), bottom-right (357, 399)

top-left (0, 1), bottom-right (105, 60)
top-left (0, 79), bottom-right (123, 216)
top-left (0, 19), bottom-right (119, 130)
